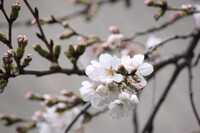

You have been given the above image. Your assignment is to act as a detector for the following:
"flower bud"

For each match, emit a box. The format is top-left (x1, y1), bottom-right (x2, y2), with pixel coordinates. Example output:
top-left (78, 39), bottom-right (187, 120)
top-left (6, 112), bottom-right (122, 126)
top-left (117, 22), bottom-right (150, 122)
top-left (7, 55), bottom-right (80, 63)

top-left (154, 9), bottom-right (165, 20)
top-left (57, 31), bottom-right (74, 40)
top-left (132, 75), bottom-right (141, 83)
top-left (109, 26), bottom-right (120, 34)
top-left (17, 35), bottom-right (28, 47)
top-left (62, 21), bottom-right (69, 28)
top-left (116, 64), bottom-right (128, 75)
top-left (10, 1), bottom-right (21, 22)
top-left (0, 78), bottom-right (7, 93)
top-left (25, 92), bottom-right (44, 101)
top-left (60, 90), bottom-right (74, 97)
top-left (16, 122), bottom-right (36, 133)
top-left (76, 44), bottom-right (86, 56)
top-left (170, 11), bottom-right (188, 21)
top-left (0, 114), bottom-right (22, 126)
top-left (33, 43), bottom-right (50, 59)
top-left (132, 83), bottom-right (143, 92)
top-left (0, 31), bottom-right (8, 44)
top-left (22, 54), bottom-right (32, 68)
top-left (54, 44), bottom-right (61, 59)
top-left (70, 57), bottom-right (77, 64)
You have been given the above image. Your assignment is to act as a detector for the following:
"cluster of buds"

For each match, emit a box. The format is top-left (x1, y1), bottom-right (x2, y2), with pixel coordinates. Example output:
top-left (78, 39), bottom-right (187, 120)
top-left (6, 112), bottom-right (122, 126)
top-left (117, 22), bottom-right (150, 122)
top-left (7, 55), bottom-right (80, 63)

top-left (26, 91), bottom-right (84, 112)
top-left (80, 53), bottom-right (154, 119)
top-left (65, 44), bottom-right (86, 64)
top-left (16, 35), bottom-right (28, 59)
top-left (2, 49), bottom-right (17, 74)
top-left (0, 114), bottom-right (22, 126)
top-left (10, 1), bottom-right (21, 22)
top-left (0, 31), bottom-right (8, 44)
top-left (145, 0), bottom-right (167, 20)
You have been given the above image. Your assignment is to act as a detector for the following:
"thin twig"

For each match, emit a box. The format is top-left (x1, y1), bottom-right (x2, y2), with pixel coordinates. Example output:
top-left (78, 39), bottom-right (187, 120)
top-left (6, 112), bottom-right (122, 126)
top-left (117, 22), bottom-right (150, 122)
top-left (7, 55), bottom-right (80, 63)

top-left (23, 0), bottom-right (56, 62)
top-left (63, 102), bottom-right (91, 133)
top-left (144, 34), bottom-right (192, 58)
top-left (187, 62), bottom-right (200, 125)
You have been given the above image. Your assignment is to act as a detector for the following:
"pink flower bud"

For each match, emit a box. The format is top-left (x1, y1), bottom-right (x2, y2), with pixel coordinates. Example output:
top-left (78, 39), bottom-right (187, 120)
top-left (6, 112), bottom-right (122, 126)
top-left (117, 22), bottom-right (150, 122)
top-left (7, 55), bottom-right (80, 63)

top-left (109, 26), bottom-right (119, 34)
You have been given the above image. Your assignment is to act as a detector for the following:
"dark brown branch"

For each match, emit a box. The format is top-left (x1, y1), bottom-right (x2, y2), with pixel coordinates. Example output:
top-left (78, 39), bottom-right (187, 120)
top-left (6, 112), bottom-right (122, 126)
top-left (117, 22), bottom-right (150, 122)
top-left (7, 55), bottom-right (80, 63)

top-left (187, 62), bottom-right (200, 125)
top-left (63, 102), bottom-right (91, 133)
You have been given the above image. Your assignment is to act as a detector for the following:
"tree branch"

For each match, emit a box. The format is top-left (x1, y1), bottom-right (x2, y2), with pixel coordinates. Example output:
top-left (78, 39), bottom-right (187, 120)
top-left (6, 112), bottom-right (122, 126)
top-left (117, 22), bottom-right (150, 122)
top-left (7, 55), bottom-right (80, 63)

top-left (63, 102), bottom-right (91, 133)
top-left (187, 62), bottom-right (200, 125)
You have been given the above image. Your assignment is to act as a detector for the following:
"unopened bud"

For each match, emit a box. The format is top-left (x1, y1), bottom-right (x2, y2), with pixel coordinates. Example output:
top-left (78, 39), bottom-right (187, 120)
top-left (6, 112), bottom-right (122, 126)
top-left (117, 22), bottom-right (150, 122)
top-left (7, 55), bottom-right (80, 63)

top-left (132, 83), bottom-right (144, 92)
top-left (17, 35), bottom-right (28, 47)
top-left (116, 64), bottom-right (128, 75)
top-left (154, 9), bottom-right (165, 20)
top-left (71, 95), bottom-right (81, 103)
top-left (25, 92), bottom-right (44, 101)
top-left (76, 44), bottom-right (86, 56)
top-left (57, 31), bottom-right (74, 40)
top-left (0, 31), bottom-right (8, 44)
top-left (132, 75), bottom-right (141, 83)
top-left (54, 44), bottom-right (61, 59)
top-left (170, 11), bottom-right (188, 21)
top-left (33, 43), bottom-right (50, 59)
top-left (109, 26), bottom-right (120, 34)
top-left (10, 1), bottom-right (21, 22)
top-left (16, 122), bottom-right (36, 133)
top-left (60, 90), bottom-right (74, 97)
top-left (22, 54), bottom-right (32, 68)
top-left (0, 114), bottom-right (22, 126)
top-left (62, 21), bottom-right (69, 28)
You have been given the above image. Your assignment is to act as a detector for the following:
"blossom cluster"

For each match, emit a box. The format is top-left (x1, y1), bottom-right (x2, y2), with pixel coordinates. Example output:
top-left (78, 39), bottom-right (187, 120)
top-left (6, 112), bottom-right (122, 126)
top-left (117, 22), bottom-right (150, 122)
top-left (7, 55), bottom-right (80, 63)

top-left (33, 104), bottom-right (83, 133)
top-left (80, 53), bottom-right (153, 119)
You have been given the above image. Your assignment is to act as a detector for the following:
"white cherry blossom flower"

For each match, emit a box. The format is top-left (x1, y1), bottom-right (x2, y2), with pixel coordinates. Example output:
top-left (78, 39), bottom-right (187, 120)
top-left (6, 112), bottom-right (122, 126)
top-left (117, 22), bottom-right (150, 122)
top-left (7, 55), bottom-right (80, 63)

top-left (86, 53), bottom-right (123, 84)
top-left (108, 92), bottom-right (139, 119)
top-left (80, 81), bottom-right (119, 108)
top-left (102, 34), bottom-right (124, 49)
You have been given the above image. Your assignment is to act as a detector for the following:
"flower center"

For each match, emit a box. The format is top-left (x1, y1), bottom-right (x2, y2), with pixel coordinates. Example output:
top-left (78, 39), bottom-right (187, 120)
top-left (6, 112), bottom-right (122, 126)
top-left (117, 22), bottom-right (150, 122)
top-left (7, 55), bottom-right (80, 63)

top-left (105, 67), bottom-right (114, 75)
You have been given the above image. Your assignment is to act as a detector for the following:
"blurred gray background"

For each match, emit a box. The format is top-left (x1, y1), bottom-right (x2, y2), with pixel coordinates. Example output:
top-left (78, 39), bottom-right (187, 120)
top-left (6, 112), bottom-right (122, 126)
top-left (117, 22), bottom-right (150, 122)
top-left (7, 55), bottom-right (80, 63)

top-left (0, 0), bottom-right (200, 133)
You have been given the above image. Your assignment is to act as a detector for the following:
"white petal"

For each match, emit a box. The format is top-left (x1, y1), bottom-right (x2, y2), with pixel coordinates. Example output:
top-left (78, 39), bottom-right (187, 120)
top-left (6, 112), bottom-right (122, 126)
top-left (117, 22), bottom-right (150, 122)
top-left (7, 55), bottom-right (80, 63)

top-left (99, 53), bottom-right (112, 67)
top-left (113, 73), bottom-right (123, 83)
top-left (111, 55), bottom-right (121, 70)
top-left (131, 54), bottom-right (144, 67)
top-left (138, 63), bottom-right (154, 76)
top-left (138, 75), bottom-right (147, 87)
